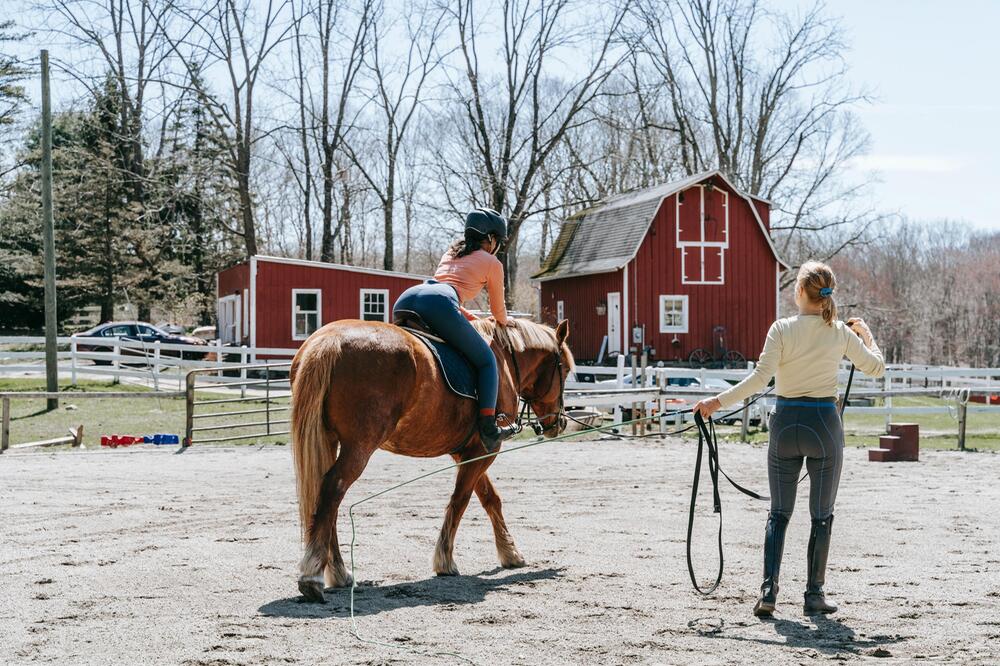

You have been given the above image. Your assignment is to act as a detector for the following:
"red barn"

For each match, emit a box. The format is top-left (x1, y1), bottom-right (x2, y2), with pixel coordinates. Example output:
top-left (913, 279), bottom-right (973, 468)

top-left (533, 170), bottom-right (789, 365)
top-left (217, 255), bottom-right (428, 352)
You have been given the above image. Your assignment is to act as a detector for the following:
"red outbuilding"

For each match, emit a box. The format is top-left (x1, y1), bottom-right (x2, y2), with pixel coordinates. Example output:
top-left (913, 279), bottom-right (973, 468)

top-left (217, 255), bottom-right (428, 352)
top-left (533, 170), bottom-right (789, 365)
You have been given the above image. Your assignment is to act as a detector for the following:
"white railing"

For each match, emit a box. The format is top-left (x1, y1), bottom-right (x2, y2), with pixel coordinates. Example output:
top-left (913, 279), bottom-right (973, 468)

top-left (2, 336), bottom-right (999, 429)
top-left (0, 336), bottom-right (298, 391)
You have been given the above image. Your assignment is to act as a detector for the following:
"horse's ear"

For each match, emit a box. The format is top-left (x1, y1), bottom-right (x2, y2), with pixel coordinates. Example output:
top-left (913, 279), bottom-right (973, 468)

top-left (555, 319), bottom-right (570, 344)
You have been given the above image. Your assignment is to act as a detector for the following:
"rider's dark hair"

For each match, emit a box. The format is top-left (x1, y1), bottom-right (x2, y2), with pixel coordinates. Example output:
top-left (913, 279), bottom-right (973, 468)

top-left (447, 228), bottom-right (491, 259)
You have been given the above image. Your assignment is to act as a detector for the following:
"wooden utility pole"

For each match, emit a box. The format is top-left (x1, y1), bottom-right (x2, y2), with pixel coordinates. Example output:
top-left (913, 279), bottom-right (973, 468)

top-left (41, 50), bottom-right (58, 410)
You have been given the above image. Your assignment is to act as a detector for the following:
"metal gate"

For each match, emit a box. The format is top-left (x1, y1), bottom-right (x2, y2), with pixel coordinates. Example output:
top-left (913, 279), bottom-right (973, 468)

top-left (184, 363), bottom-right (292, 446)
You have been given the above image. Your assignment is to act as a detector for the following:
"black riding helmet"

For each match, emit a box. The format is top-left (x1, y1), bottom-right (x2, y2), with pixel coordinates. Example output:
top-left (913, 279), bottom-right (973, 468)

top-left (465, 207), bottom-right (508, 247)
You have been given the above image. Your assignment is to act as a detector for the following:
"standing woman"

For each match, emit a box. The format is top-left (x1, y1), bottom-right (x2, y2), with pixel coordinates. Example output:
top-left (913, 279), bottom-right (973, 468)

top-left (693, 261), bottom-right (885, 616)
top-left (392, 208), bottom-right (517, 453)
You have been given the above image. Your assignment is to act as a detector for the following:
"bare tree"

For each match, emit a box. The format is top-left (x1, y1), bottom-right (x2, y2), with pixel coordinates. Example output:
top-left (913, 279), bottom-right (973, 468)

top-left (439, 0), bottom-right (631, 302)
top-left (44, 0), bottom-right (175, 200)
top-left (342, 0), bottom-right (448, 270)
top-left (301, 0), bottom-right (374, 262)
top-left (633, 0), bottom-right (876, 271)
top-left (163, 0), bottom-right (293, 258)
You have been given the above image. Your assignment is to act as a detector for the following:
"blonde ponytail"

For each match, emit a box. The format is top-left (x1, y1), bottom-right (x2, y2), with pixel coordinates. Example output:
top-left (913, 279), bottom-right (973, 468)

top-left (796, 261), bottom-right (838, 327)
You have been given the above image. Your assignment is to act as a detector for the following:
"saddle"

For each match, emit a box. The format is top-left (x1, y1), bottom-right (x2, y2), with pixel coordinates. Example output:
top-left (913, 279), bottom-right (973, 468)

top-left (394, 313), bottom-right (477, 400)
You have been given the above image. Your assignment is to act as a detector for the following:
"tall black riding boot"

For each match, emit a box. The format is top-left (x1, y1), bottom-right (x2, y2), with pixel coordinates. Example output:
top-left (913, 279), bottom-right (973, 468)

top-left (753, 512), bottom-right (789, 617)
top-left (804, 515), bottom-right (838, 615)
top-left (478, 415), bottom-right (517, 454)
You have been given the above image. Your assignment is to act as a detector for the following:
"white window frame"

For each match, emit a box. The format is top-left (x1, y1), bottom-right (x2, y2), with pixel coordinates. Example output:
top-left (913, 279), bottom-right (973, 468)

top-left (659, 295), bottom-right (689, 334)
top-left (556, 300), bottom-right (565, 322)
top-left (676, 185), bottom-right (729, 285)
top-left (359, 288), bottom-right (390, 323)
top-left (292, 289), bottom-right (322, 340)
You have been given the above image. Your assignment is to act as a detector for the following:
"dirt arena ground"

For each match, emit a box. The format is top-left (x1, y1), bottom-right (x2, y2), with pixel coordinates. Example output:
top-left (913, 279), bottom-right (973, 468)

top-left (2, 437), bottom-right (998, 665)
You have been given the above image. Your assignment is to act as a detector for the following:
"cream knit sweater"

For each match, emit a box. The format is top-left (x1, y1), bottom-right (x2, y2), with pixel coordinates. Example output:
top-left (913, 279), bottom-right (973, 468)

top-left (716, 315), bottom-right (885, 409)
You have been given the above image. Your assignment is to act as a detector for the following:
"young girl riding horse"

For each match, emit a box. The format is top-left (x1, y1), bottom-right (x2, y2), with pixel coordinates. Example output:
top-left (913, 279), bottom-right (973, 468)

top-left (392, 207), bottom-right (518, 453)
top-left (694, 261), bottom-right (885, 617)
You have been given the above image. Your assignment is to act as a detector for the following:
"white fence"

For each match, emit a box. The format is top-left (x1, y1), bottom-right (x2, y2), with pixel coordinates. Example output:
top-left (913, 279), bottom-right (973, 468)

top-left (0, 336), bottom-right (298, 391)
top-left (3, 336), bottom-right (999, 429)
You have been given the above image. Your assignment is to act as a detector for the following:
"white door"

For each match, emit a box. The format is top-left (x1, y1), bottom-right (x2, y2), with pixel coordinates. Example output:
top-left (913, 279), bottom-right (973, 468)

top-left (607, 292), bottom-right (621, 354)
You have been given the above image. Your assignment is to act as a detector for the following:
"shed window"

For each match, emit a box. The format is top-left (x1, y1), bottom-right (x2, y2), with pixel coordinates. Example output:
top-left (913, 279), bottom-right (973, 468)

top-left (292, 289), bottom-right (322, 340)
top-left (360, 289), bottom-right (389, 322)
top-left (659, 295), bottom-right (689, 333)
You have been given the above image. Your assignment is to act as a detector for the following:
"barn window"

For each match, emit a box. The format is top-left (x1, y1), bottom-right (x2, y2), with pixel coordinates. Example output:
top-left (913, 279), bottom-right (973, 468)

top-left (360, 289), bottom-right (389, 322)
top-left (556, 300), bottom-right (565, 321)
top-left (676, 184), bottom-right (728, 285)
top-left (292, 289), bottom-right (322, 340)
top-left (659, 295), bottom-right (689, 333)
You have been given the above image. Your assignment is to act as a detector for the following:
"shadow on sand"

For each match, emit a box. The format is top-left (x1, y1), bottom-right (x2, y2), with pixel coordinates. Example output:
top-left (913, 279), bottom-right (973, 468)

top-left (258, 566), bottom-right (564, 619)
top-left (688, 613), bottom-right (907, 658)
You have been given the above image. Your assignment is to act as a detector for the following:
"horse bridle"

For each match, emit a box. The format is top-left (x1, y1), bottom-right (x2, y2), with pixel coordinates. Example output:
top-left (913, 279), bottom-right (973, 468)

top-left (507, 345), bottom-right (566, 436)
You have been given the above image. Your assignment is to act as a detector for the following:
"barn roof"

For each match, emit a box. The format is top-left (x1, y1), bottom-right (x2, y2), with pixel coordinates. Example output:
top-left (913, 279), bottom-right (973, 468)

top-left (532, 170), bottom-right (789, 281)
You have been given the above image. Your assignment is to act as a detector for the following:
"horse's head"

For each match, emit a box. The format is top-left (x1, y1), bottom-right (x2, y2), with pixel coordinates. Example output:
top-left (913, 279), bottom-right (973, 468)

top-left (514, 319), bottom-right (573, 439)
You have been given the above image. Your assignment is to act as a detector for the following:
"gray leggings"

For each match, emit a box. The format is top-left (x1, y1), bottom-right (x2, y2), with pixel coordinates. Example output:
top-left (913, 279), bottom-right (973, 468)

top-left (768, 397), bottom-right (844, 521)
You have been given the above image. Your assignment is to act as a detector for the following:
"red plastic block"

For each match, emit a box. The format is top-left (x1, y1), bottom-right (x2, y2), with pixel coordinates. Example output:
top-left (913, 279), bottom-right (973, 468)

top-left (868, 448), bottom-right (897, 462)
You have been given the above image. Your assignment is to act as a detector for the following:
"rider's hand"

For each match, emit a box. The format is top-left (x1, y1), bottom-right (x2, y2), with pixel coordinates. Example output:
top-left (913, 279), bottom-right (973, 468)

top-left (847, 317), bottom-right (874, 348)
top-left (693, 397), bottom-right (722, 420)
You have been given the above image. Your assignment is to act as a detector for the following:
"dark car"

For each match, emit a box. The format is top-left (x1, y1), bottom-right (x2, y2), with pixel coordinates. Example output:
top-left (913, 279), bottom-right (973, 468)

top-left (76, 321), bottom-right (209, 364)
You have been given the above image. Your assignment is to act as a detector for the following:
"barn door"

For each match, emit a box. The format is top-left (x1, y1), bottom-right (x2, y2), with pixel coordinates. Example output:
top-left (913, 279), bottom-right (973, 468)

top-left (607, 292), bottom-right (621, 354)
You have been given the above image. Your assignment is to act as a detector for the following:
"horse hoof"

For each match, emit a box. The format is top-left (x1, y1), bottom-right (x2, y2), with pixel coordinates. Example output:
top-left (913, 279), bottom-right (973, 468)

top-left (501, 555), bottom-right (527, 569)
top-left (435, 564), bottom-right (460, 577)
top-left (298, 576), bottom-right (326, 603)
top-left (326, 568), bottom-right (354, 587)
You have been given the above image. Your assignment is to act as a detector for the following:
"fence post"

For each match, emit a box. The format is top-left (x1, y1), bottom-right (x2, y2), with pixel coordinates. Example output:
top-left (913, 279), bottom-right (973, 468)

top-left (183, 371), bottom-right (196, 448)
top-left (957, 394), bottom-right (968, 451)
top-left (70, 337), bottom-right (77, 386)
top-left (631, 353), bottom-right (639, 435)
top-left (1, 397), bottom-right (9, 453)
top-left (265, 365), bottom-right (271, 435)
top-left (616, 354), bottom-right (625, 389)
top-left (152, 340), bottom-right (161, 392)
top-left (112, 339), bottom-right (120, 384)
top-left (883, 373), bottom-right (892, 431)
top-left (240, 346), bottom-right (248, 399)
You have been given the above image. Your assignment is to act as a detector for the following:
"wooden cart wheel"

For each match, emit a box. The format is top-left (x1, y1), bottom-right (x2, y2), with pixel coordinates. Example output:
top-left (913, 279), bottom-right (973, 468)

top-left (723, 350), bottom-right (746, 368)
top-left (689, 348), bottom-right (711, 367)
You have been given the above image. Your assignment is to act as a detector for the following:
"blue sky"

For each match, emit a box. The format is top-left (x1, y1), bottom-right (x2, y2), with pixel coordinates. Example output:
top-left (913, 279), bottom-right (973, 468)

top-left (774, 0), bottom-right (1000, 230)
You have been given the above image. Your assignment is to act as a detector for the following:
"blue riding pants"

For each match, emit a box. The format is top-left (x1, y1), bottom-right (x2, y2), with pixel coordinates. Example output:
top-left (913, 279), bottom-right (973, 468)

top-left (767, 397), bottom-right (844, 521)
top-left (392, 280), bottom-right (498, 412)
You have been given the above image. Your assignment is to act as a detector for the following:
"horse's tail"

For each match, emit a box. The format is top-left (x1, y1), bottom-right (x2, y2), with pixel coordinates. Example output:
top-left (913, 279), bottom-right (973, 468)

top-left (290, 334), bottom-right (341, 540)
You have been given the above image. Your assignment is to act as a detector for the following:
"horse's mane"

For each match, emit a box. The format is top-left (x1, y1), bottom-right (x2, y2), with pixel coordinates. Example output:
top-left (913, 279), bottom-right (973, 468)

top-left (472, 318), bottom-right (575, 368)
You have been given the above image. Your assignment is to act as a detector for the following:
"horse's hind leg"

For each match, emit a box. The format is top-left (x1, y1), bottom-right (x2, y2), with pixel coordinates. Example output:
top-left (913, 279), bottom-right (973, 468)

top-left (299, 444), bottom-right (374, 601)
top-left (474, 472), bottom-right (526, 569)
top-left (433, 457), bottom-right (490, 576)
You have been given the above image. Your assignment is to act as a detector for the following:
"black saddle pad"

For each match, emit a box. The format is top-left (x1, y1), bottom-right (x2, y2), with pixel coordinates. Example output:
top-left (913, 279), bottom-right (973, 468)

top-left (405, 329), bottom-right (477, 400)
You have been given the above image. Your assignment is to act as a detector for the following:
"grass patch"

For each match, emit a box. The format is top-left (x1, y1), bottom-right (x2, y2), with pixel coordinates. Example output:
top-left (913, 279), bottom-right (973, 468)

top-left (1, 378), bottom-right (289, 450)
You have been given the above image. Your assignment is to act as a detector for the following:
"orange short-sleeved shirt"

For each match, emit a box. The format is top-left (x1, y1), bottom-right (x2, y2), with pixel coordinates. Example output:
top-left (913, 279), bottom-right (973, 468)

top-left (434, 249), bottom-right (509, 324)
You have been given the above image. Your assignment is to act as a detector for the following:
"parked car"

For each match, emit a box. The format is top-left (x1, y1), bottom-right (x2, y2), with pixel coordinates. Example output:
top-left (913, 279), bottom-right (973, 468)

top-left (76, 321), bottom-right (209, 364)
top-left (190, 325), bottom-right (217, 342)
top-left (155, 322), bottom-right (187, 335)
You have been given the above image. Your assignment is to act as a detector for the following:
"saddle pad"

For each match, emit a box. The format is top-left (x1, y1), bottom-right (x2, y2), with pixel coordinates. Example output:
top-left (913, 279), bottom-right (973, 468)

top-left (406, 329), bottom-right (477, 401)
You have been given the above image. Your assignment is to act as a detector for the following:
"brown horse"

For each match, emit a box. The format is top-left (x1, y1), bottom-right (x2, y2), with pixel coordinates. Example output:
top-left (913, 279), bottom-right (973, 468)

top-left (289, 317), bottom-right (573, 603)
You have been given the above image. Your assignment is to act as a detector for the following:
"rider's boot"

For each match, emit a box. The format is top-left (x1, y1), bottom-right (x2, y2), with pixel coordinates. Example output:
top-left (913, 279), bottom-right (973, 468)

top-left (478, 414), bottom-right (517, 454)
top-left (753, 512), bottom-right (789, 617)
top-left (804, 515), bottom-right (838, 615)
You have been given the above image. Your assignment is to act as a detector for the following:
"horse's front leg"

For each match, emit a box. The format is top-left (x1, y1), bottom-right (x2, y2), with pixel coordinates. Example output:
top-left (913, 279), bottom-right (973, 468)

top-left (474, 472), bottom-right (526, 569)
top-left (433, 457), bottom-right (490, 576)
